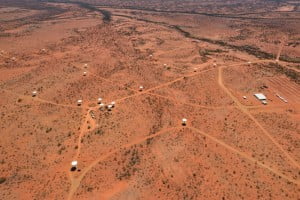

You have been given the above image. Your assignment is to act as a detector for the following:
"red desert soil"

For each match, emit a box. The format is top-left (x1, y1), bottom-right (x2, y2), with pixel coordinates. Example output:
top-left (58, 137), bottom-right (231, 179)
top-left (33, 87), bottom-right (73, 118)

top-left (0, 0), bottom-right (299, 199)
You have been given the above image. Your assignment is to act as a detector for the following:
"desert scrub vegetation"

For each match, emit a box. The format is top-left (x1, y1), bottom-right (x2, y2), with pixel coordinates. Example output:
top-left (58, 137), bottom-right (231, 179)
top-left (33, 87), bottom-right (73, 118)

top-left (116, 147), bottom-right (140, 180)
top-left (279, 55), bottom-right (300, 63)
top-left (264, 63), bottom-right (299, 84)
top-left (0, 177), bottom-right (6, 184)
top-left (95, 129), bottom-right (104, 135)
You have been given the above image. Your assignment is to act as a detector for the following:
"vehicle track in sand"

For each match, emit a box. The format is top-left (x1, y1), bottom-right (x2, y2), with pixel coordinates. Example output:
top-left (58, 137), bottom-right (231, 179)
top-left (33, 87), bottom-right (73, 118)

top-left (276, 36), bottom-right (288, 62)
top-left (114, 67), bottom-right (216, 103)
top-left (74, 108), bottom-right (97, 160)
top-left (188, 127), bottom-right (300, 185)
top-left (65, 58), bottom-right (296, 199)
top-left (113, 59), bottom-right (278, 104)
top-left (3, 2), bottom-right (298, 197)
top-left (1, 2), bottom-right (299, 198)
top-left (2, 89), bottom-right (86, 109)
top-left (276, 41), bottom-right (284, 62)
top-left (218, 66), bottom-right (300, 169)
top-left (146, 92), bottom-right (236, 110)
top-left (66, 66), bottom-right (218, 199)
top-left (3, 39), bottom-right (296, 199)
top-left (67, 126), bottom-right (183, 200)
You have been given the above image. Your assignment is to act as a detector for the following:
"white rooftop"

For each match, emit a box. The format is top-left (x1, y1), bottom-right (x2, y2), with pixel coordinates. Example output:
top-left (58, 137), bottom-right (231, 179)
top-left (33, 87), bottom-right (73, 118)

top-left (71, 160), bottom-right (78, 167)
top-left (107, 105), bottom-right (113, 110)
top-left (254, 93), bottom-right (266, 100)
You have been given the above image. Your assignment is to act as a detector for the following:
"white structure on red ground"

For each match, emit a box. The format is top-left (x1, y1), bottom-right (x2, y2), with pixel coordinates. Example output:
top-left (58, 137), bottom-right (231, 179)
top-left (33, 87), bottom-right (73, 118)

top-left (182, 118), bottom-right (187, 126)
top-left (139, 86), bottom-right (144, 91)
top-left (71, 160), bottom-right (78, 168)
top-left (99, 103), bottom-right (105, 110)
top-left (97, 98), bottom-right (102, 104)
top-left (32, 91), bottom-right (37, 97)
top-left (107, 104), bottom-right (113, 111)
top-left (254, 93), bottom-right (267, 100)
top-left (254, 93), bottom-right (268, 105)
top-left (111, 101), bottom-right (115, 108)
top-left (77, 99), bottom-right (83, 106)
top-left (276, 93), bottom-right (288, 103)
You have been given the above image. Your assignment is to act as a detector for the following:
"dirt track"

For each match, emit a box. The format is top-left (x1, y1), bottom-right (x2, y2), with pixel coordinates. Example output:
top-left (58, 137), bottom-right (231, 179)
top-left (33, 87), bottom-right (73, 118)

top-left (0, 1), bottom-right (299, 199)
top-left (65, 59), bottom-right (299, 199)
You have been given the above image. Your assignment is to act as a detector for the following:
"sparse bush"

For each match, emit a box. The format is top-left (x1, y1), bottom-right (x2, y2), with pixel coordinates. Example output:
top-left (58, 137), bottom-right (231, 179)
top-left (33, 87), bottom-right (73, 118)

top-left (264, 63), bottom-right (299, 84)
top-left (0, 177), bottom-right (6, 184)
top-left (46, 127), bottom-right (52, 133)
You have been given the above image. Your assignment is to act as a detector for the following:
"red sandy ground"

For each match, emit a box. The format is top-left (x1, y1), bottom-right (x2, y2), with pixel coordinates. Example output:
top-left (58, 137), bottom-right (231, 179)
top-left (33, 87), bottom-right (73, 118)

top-left (0, 1), bottom-right (299, 199)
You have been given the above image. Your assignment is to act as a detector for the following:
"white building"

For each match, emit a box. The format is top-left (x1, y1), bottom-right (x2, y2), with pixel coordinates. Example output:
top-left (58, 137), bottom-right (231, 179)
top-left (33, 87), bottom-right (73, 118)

top-left (254, 93), bottom-right (267, 101)
top-left (107, 104), bottom-right (113, 111)
top-left (254, 93), bottom-right (268, 105)
top-left (71, 160), bottom-right (78, 171)
top-left (71, 160), bottom-right (78, 168)
top-left (111, 101), bottom-right (115, 108)
top-left (99, 103), bottom-right (105, 111)
top-left (139, 86), bottom-right (144, 91)
top-left (77, 99), bottom-right (83, 106)
top-left (32, 91), bottom-right (37, 97)
top-left (182, 118), bottom-right (187, 126)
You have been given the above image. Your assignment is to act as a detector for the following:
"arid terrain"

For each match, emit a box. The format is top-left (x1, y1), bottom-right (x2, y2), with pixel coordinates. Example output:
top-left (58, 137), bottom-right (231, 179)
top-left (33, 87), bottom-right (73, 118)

top-left (0, 0), bottom-right (299, 199)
